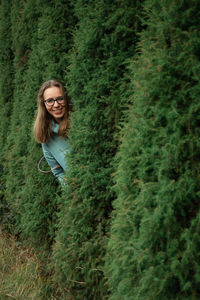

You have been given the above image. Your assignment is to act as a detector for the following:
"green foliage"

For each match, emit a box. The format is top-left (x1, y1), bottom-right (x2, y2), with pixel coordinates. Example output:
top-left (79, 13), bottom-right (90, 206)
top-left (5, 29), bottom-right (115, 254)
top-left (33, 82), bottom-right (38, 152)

top-left (52, 0), bottom-right (143, 298)
top-left (0, 0), bottom-right (13, 153)
top-left (4, 0), bottom-right (41, 235)
top-left (34, 0), bottom-right (75, 82)
top-left (2, 0), bottom-right (75, 246)
top-left (16, 0), bottom-right (75, 246)
top-left (0, 0), bottom-right (14, 230)
top-left (105, 0), bottom-right (200, 299)
top-left (1, 0), bottom-right (199, 298)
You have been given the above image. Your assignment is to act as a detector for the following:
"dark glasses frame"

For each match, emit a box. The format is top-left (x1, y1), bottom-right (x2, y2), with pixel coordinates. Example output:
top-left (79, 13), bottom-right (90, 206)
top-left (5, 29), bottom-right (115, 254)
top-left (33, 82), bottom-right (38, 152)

top-left (44, 96), bottom-right (65, 106)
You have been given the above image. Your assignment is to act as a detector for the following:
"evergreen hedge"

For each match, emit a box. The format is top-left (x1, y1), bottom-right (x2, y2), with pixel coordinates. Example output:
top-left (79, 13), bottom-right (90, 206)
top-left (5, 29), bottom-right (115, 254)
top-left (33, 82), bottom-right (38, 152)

top-left (2, 0), bottom-right (75, 246)
top-left (0, 0), bottom-right (199, 299)
top-left (0, 0), bottom-right (14, 229)
top-left (3, 0), bottom-right (43, 236)
top-left (105, 0), bottom-right (200, 299)
top-left (52, 0), bottom-right (143, 298)
top-left (16, 0), bottom-right (75, 246)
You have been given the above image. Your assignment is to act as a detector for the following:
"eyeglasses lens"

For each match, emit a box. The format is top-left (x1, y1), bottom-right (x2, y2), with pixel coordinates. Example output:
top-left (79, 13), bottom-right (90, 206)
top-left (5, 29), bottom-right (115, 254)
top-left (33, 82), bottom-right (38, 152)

top-left (45, 96), bottom-right (64, 106)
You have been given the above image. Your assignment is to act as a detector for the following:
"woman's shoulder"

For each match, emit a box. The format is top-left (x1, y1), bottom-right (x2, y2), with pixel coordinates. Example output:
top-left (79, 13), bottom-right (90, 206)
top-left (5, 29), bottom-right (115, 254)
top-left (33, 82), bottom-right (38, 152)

top-left (41, 142), bottom-right (48, 150)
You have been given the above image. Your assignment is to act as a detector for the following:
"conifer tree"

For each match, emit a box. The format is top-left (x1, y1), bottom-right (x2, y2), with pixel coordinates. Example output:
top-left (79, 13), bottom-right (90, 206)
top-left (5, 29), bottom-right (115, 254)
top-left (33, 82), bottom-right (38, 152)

top-left (3, 0), bottom-right (41, 234)
top-left (18, 0), bottom-right (75, 245)
top-left (52, 0), bottom-right (143, 298)
top-left (3, 0), bottom-right (75, 245)
top-left (0, 0), bottom-right (14, 229)
top-left (0, 0), bottom-right (13, 155)
top-left (105, 1), bottom-right (200, 299)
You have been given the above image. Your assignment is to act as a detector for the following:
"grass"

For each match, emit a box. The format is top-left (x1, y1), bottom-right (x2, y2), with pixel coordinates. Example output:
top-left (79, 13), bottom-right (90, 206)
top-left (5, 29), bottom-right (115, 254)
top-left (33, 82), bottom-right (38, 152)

top-left (0, 227), bottom-right (76, 300)
top-left (0, 227), bottom-right (45, 299)
top-left (0, 227), bottom-right (65, 300)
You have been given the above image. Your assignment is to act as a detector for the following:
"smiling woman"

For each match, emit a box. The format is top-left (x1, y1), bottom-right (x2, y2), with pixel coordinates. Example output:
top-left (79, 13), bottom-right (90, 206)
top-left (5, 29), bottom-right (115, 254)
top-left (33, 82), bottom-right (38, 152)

top-left (34, 79), bottom-right (72, 183)
top-left (43, 87), bottom-right (66, 122)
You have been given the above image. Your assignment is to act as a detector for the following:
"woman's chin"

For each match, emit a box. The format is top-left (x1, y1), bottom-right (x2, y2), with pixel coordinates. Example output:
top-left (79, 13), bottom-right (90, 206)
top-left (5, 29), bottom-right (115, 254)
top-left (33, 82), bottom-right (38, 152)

top-left (52, 112), bottom-right (65, 122)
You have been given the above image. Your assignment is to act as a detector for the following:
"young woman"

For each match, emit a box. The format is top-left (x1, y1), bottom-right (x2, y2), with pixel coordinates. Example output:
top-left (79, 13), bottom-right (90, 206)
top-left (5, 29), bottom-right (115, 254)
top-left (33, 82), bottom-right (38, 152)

top-left (34, 79), bottom-right (72, 183)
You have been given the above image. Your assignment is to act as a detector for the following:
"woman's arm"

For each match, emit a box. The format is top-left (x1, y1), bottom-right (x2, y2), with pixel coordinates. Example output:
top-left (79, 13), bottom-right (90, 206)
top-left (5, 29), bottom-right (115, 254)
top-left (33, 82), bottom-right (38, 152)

top-left (42, 143), bottom-right (65, 183)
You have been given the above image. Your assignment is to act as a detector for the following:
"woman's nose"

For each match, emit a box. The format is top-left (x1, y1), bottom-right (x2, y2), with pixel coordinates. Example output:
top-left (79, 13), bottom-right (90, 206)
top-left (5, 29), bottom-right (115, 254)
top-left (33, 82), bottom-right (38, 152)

top-left (53, 100), bottom-right (60, 107)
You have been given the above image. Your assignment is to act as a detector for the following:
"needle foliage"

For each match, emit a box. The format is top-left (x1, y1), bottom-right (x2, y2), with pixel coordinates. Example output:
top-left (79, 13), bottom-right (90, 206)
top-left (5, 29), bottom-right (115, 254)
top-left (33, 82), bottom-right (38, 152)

top-left (52, 0), bottom-right (143, 298)
top-left (0, 0), bottom-right (14, 230)
top-left (1, 0), bottom-right (75, 246)
top-left (0, 0), bottom-right (199, 299)
top-left (105, 1), bottom-right (200, 299)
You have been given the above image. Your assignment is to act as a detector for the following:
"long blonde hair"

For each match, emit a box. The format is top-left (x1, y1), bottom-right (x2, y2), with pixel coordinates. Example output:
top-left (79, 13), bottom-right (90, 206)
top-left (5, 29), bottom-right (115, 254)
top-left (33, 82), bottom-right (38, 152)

top-left (34, 79), bottom-right (72, 143)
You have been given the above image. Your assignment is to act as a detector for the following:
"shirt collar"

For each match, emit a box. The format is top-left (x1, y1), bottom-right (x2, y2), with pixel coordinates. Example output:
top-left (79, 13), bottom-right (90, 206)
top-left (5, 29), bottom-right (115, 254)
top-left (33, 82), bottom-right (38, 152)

top-left (52, 119), bottom-right (59, 134)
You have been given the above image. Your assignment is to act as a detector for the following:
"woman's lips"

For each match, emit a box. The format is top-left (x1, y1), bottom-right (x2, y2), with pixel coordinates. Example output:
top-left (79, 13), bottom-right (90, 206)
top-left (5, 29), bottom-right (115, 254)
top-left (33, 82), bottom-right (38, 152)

top-left (53, 109), bottom-right (63, 114)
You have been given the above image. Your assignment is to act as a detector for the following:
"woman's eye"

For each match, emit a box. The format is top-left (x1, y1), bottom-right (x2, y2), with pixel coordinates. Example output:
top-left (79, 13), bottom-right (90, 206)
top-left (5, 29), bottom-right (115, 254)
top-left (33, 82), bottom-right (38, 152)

top-left (47, 99), bottom-right (54, 104)
top-left (57, 97), bottom-right (63, 101)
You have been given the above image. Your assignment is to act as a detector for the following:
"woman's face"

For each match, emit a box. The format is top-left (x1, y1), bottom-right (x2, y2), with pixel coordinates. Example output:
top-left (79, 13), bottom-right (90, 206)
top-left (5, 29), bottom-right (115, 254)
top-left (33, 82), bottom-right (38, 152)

top-left (43, 86), bottom-right (66, 123)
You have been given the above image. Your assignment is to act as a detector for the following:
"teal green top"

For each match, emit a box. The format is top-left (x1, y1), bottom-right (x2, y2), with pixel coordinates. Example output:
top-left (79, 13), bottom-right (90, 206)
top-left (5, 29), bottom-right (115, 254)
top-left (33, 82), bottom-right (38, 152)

top-left (42, 122), bottom-right (69, 183)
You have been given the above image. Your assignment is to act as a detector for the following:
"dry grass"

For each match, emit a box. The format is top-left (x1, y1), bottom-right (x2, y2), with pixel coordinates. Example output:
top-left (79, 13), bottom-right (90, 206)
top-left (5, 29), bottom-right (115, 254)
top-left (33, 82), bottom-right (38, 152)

top-left (0, 228), bottom-right (75, 300)
top-left (0, 227), bottom-right (46, 300)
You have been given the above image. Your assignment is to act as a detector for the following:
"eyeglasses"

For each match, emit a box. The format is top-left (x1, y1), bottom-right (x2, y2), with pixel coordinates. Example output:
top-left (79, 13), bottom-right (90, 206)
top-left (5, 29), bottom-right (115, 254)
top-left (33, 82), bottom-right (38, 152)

top-left (44, 96), bottom-right (65, 106)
